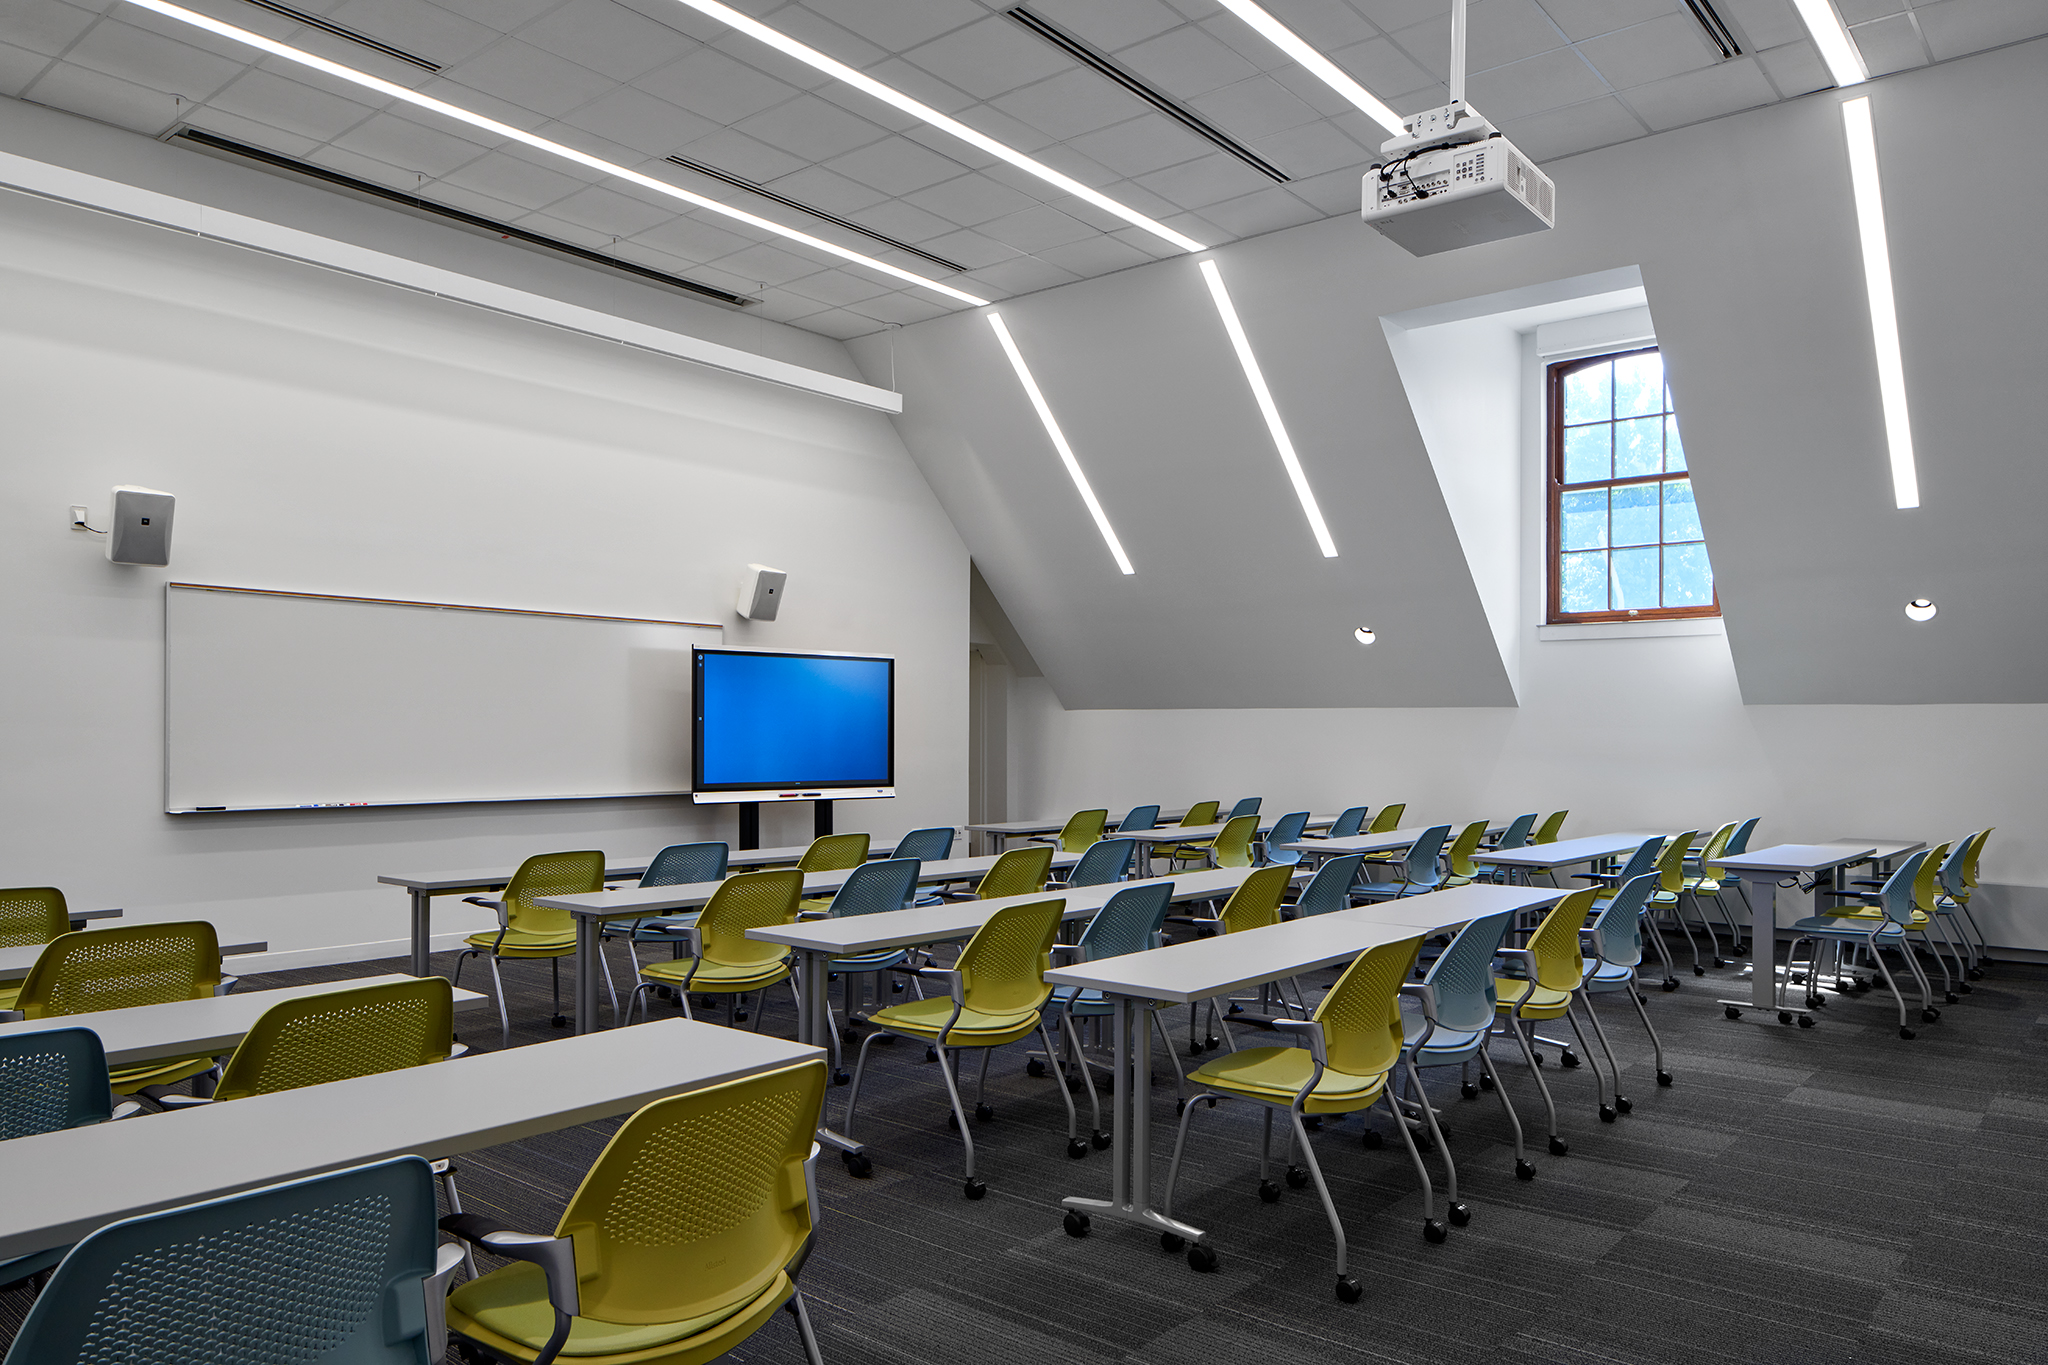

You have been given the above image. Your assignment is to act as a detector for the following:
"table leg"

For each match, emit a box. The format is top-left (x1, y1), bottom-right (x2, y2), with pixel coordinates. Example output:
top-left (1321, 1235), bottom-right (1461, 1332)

top-left (574, 916), bottom-right (600, 1035)
top-left (410, 890), bottom-right (432, 977)
top-left (797, 949), bottom-right (862, 1158)
top-left (1060, 996), bottom-right (1204, 1250)
top-left (1719, 875), bottom-right (1815, 1021)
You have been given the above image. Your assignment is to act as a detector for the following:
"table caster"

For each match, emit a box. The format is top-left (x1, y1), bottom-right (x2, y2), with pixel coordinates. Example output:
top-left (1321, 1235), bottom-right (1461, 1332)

top-left (840, 1150), bottom-right (872, 1178)
top-left (1515, 1158), bottom-right (1536, 1181)
top-left (1797, 1015), bottom-right (1815, 1028)
top-left (1063, 1211), bottom-right (1090, 1237)
top-left (1448, 1202), bottom-right (1471, 1227)
top-left (1066, 1137), bottom-right (1088, 1159)
top-left (1285, 1165), bottom-right (1309, 1189)
top-left (1187, 1244), bottom-right (1218, 1273)
top-left (964, 1178), bottom-right (986, 1200)
top-left (1335, 1275), bottom-right (1362, 1303)
top-left (1548, 1136), bottom-right (1569, 1156)
top-left (1725, 1006), bottom-right (1742, 1020)
top-left (1423, 1219), bottom-right (1447, 1244)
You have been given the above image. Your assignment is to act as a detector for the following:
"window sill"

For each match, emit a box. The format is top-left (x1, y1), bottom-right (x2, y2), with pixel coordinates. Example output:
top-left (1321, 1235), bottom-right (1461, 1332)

top-left (1537, 617), bottom-right (1724, 641)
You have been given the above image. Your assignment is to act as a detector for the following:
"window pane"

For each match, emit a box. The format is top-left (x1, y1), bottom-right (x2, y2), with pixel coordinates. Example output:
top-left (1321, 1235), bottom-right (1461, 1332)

top-left (1610, 482), bottom-right (1658, 546)
top-left (1561, 551), bottom-right (1607, 613)
top-left (1560, 489), bottom-right (1606, 550)
top-left (1614, 417), bottom-right (1662, 478)
top-left (1664, 414), bottom-right (1686, 472)
top-left (1610, 547), bottom-right (1659, 610)
top-left (1562, 425), bottom-right (1610, 484)
top-left (1662, 479), bottom-right (1703, 541)
top-left (1563, 362), bottom-right (1610, 425)
top-left (1614, 352), bottom-right (1663, 417)
top-left (1664, 542), bottom-right (1714, 606)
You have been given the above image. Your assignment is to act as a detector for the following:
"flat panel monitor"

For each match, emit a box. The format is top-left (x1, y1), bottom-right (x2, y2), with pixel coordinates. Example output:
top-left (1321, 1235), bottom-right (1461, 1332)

top-left (691, 648), bottom-right (894, 799)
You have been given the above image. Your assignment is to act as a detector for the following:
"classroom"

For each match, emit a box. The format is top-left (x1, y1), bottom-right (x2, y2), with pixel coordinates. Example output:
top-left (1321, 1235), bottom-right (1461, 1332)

top-left (2, 0), bottom-right (2043, 1361)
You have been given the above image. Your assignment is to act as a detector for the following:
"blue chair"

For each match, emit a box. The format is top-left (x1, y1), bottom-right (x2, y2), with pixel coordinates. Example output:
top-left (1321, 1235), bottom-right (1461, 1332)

top-left (1110, 805), bottom-right (1160, 834)
top-left (1326, 806), bottom-right (1368, 839)
top-left (1716, 815), bottom-right (1763, 939)
top-left (1784, 851), bottom-right (1937, 1039)
top-left (1290, 854), bottom-right (1365, 918)
top-left (3, 1155), bottom-right (461, 1364)
top-left (1261, 811), bottom-right (1311, 866)
top-left (1054, 838), bottom-right (1137, 888)
top-left (1227, 797), bottom-right (1262, 818)
top-left (603, 841), bottom-right (730, 973)
top-left (1049, 882), bottom-right (1182, 1141)
top-left (1579, 874), bottom-right (1670, 1099)
top-left (1588, 836), bottom-right (1680, 992)
top-left (1400, 910), bottom-right (1530, 1196)
top-left (1933, 834), bottom-right (1987, 978)
top-left (818, 858), bottom-right (924, 1076)
top-left (0, 1028), bottom-right (141, 1289)
top-left (1490, 813), bottom-right (1538, 851)
top-left (891, 827), bottom-right (955, 862)
top-left (1354, 825), bottom-right (1450, 899)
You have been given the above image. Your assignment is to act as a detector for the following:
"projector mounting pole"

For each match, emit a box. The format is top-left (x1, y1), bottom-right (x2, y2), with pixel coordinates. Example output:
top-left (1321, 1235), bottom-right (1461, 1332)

top-left (738, 801), bottom-right (760, 850)
top-left (815, 799), bottom-right (833, 838)
top-left (1449, 0), bottom-right (1467, 106)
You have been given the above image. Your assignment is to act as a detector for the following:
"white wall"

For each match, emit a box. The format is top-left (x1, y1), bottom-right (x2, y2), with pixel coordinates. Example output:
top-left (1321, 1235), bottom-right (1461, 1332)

top-left (0, 113), bottom-right (968, 970)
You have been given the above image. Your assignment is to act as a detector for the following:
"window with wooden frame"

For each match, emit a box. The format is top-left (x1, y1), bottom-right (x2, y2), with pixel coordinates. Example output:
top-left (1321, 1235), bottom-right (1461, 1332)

top-left (1546, 347), bottom-right (1717, 623)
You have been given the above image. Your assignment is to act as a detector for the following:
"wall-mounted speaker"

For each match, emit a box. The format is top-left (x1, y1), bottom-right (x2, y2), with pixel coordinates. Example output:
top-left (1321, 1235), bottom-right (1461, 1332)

top-left (737, 563), bottom-right (786, 621)
top-left (108, 486), bottom-right (175, 566)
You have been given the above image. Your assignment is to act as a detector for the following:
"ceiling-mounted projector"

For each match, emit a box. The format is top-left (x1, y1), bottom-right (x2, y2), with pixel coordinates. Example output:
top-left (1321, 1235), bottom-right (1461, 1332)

top-left (1360, 2), bottom-right (1556, 256)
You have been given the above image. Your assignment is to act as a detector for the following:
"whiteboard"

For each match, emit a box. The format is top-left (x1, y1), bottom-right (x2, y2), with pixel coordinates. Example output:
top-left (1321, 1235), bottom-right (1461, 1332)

top-left (165, 585), bottom-right (720, 813)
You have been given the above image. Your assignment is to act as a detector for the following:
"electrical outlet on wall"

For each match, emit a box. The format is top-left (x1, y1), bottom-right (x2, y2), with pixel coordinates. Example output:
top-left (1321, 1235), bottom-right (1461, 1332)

top-left (70, 505), bottom-right (90, 529)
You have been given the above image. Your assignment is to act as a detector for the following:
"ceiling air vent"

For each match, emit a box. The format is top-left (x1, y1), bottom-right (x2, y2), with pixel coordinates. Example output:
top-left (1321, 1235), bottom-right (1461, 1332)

top-left (664, 155), bottom-right (966, 274)
top-left (235, 0), bottom-right (440, 72)
top-left (1681, 0), bottom-right (1743, 59)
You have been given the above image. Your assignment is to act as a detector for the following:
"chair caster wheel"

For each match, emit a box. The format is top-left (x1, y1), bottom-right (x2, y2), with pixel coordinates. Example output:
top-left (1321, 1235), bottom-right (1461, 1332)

top-left (1259, 1180), bottom-right (1282, 1203)
top-left (1662, 978), bottom-right (1680, 992)
top-left (1226, 1003), bottom-right (1243, 1015)
top-left (1966, 968), bottom-right (1983, 981)
top-left (1616, 1096), bottom-right (1632, 1113)
top-left (1304, 1115), bottom-right (1323, 1131)
top-left (1479, 1074), bottom-right (1496, 1092)
top-left (1959, 983), bottom-right (1973, 994)
top-left (1461, 1083), bottom-right (1478, 1100)
top-left (1176, 1098), bottom-right (1187, 1117)
top-left (1531, 1052), bottom-right (1544, 1067)
top-left (1560, 1050), bottom-right (1580, 1069)
top-left (1067, 1137), bottom-right (1088, 1159)
top-left (1712, 958), bottom-right (1726, 969)
top-left (1423, 1219), bottom-right (1448, 1244)
top-left (1204, 1036), bottom-right (1221, 1051)
top-left (1725, 1007), bottom-right (1742, 1020)
top-left (926, 1046), bottom-right (939, 1063)
top-left (841, 1151), bottom-right (872, 1178)
top-left (1187, 1245), bottom-right (1218, 1273)
top-left (1921, 1008), bottom-right (1940, 1023)
top-left (1361, 1129), bottom-right (1383, 1149)
top-left (1778, 1011), bottom-right (1793, 1025)
top-left (1285, 1165), bottom-right (1309, 1190)
top-left (1944, 993), bottom-right (1958, 1005)
top-left (947, 1111), bottom-right (959, 1131)
top-left (1092, 1130), bottom-right (1111, 1150)
top-left (1064, 1075), bottom-right (1084, 1094)
top-left (1899, 1027), bottom-right (1916, 1040)
top-left (1027, 1058), bottom-right (1047, 1077)
top-left (1637, 993), bottom-right (1649, 1005)
top-left (733, 1011), bottom-right (748, 1022)
top-left (964, 1178), bottom-right (986, 1200)
top-left (1063, 1211), bottom-right (1090, 1237)
top-left (1548, 1136), bottom-right (1569, 1156)
top-left (976, 1102), bottom-right (995, 1121)
top-left (832, 1069), bottom-right (850, 1086)
top-left (1797, 1015), bottom-right (1815, 1028)
top-left (892, 981), bottom-right (906, 992)
top-left (1692, 966), bottom-right (1705, 977)
top-left (1335, 1275), bottom-right (1362, 1303)
top-left (1515, 1159), bottom-right (1536, 1181)
top-left (1188, 1043), bottom-right (1207, 1058)
top-left (1160, 1232), bottom-right (1185, 1253)
top-left (655, 986), bottom-right (673, 1000)
top-left (1656, 1071), bottom-right (1673, 1086)
top-left (1448, 1202), bottom-right (1471, 1227)
top-left (1599, 1105), bottom-right (1616, 1124)
top-left (550, 1014), bottom-right (568, 1029)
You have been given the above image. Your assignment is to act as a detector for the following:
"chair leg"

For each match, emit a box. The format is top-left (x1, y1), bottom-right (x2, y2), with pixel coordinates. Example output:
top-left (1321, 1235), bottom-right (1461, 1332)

top-left (1287, 1108), bottom-right (1354, 1290)
top-left (433, 1162), bottom-right (479, 1280)
top-left (1150, 1009), bottom-right (1188, 1104)
top-left (1404, 1060), bottom-right (1460, 1221)
top-left (1503, 1015), bottom-right (1565, 1154)
top-left (842, 1030), bottom-right (887, 1141)
top-left (1864, 939), bottom-right (1910, 1031)
top-left (485, 955), bottom-right (509, 1051)
top-left (1161, 1089), bottom-right (1214, 1222)
top-left (1562, 1002), bottom-right (1610, 1118)
top-left (1476, 1048), bottom-right (1531, 1176)
top-left (1639, 913), bottom-right (1678, 989)
top-left (1378, 1086), bottom-right (1441, 1234)
top-left (598, 948), bottom-right (619, 1027)
top-left (1062, 1015), bottom-right (1104, 1146)
top-left (933, 1045), bottom-right (978, 1185)
top-left (1037, 1021), bottom-right (1083, 1148)
top-left (1624, 979), bottom-right (1670, 1084)
top-left (785, 1292), bottom-right (825, 1365)
top-left (1579, 994), bottom-right (1627, 1119)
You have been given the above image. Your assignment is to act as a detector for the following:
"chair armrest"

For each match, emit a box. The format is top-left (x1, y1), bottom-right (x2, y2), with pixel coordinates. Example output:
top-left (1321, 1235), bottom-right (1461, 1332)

top-left (111, 1100), bottom-right (146, 1120)
top-left (0, 1009), bottom-right (19, 1024)
top-left (908, 966), bottom-right (965, 1006)
top-left (1272, 1017), bottom-right (1327, 1064)
top-left (439, 1214), bottom-right (580, 1322)
top-left (1396, 980), bottom-right (1439, 1021)
top-left (214, 977), bottom-right (239, 997)
top-left (445, 1043), bottom-right (471, 1061)
top-left (155, 1093), bottom-right (215, 1109)
top-left (1049, 943), bottom-right (1086, 964)
top-left (1494, 947), bottom-right (1536, 969)
top-left (424, 1240), bottom-right (466, 1364)
top-left (796, 910), bottom-right (831, 920)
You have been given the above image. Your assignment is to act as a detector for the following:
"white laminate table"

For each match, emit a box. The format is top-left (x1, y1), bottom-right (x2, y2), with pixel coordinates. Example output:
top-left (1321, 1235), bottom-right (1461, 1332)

top-left (1470, 832), bottom-right (1672, 880)
top-left (0, 975), bottom-right (488, 1068)
top-left (1712, 843), bottom-right (1878, 1019)
top-left (0, 1019), bottom-right (818, 1262)
top-left (536, 852), bottom-right (1081, 1037)
top-left (1042, 883), bottom-right (1566, 1262)
top-left (0, 937), bottom-right (268, 986)
top-left (967, 810), bottom-right (1330, 856)
top-left (1283, 823), bottom-right (1506, 863)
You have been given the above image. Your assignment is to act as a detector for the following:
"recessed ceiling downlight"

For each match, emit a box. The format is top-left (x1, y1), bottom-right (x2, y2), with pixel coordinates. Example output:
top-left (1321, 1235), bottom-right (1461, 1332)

top-left (1905, 599), bottom-right (1936, 622)
top-left (1354, 627), bottom-right (1376, 645)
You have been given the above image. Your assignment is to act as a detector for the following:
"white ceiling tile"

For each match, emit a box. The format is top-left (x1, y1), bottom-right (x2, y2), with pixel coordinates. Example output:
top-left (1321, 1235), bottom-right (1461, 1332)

top-left (708, 238), bottom-right (833, 286)
top-left (849, 56), bottom-right (976, 115)
top-left (916, 228), bottom-right (1021, 268)
top-left (1533, 0), bottom-right (1684, 43)
top-left (1158, 0), bottom-right (1226, 19)
top-left (672, 127), bottom-right (808, 181)
top-left (1912, 0), bottom-right (2048, 59)
top-left (707, 31), bottom-right (837, 93)
top-left (1281, 164), bottom-right (1368, 214)
top-left (1157, 208), bottom-right (1223, 243)
top-left (843, 197), bottom-right (963, 243)
top-left (1617, 53), bottom-right (1777, 129)
top-left (62, 18), bottom-right (245, 100)
top-left (560, 86), bottom-right (717, 156)
top-left (1713, 0), bottom-right (1810, 51)
top-left (1196, 15), bottom-right (1299, 72)
top-left (1390, 0), bottom-right (1569, 77)
top-left (412, 72), bottom-right (553, 129)
top-left (1576, 14), bottom-right (1722, 89)
top-left (736, 4), bottom-right (887, 72)
top-left (438, 148), bottom-right (592, 208)
top-left (1030, 233), bottom-right (1154, 276)
top-left (780, 268), bottom-right (892, 306)
top-left (901, 17), bottom-right (1070, 101)
top-left (825, 136), bottom-right (970, 195)
top-left (502, 211), bottom-right (618, 250)
top-left (419, 180), bottom-right (529, 222)
top-left (634, 211), bottom-right (758, 261)
top-left (846, 290), bottom-right (956, 323)
top-left (1197, 184), bottom-right (1321, 237)
top-left (1465, 46), bottom-right (1611, 121)
top-left (732, 92), bottom-right (889, 161)
top-left (206, 68), bottom-right (377, 141)
top-left (1251, 0), bottom-right (1384, 51)
top-left (792, 307), bottom-right (888, 339)
top-left (329, 110), bottom-right (491, 177)
top-left (0, 1), bottom-right (94, 58)
top-left (1186, 74), bottom-right (1323, 139)
top-left (607, 0), bottom-right (734, 45)
top-left (1753, 39), bottom-right (1831, 96)
top-left (544, 183), bottom-right (680, 237)
top-left (1325, 34), bottom-right (1442, 107)
top-left (949, 101), bottom-right (1060, 154)
top-left (901, 171), bottom-right (1040, 226)
top-left (635, 46), bottom-right (800, 122)
top-left (424, 0), bottom-right (561, 34)
top-left (1347, 0), bottom-right (1449, 33)
top-left (1259, 61), bottom-right (1362, 117)
top-left (660, 259), bottom-right (765, 296)
top-left (321, 0), bottom-right (504, 67)
top-left (1837, 0), bottom-right (1908, 23)
top-left (1247, 118), bottom-right (1374, 177)
top-left (1066, 115), bottom-right (1212, 178)
top-left (1849, 11), bottom-right (1930, 75)
top-left (1082, 178), bottom-right (1183, 219)
top-left (807, 78), bottom-right (923, 133)
top-left (303, 141), bottom-right (422, 189)
top-left (797, 0), bottom-right (984, 52)
top-left (1030, 0), bottom-right (1186, 50)
top-left (439, 39), bottom-right (615, 117)
top-left (513, 0), bottom-right (697, 82)
top-left (1501, 93), bottom-right (1647, 160)
top-left (762, 164), bottom-right (890, 214)
top-left (24, 60), bottom-right (181, 133)
top-left (953, 254), bottom-right (1080, 298)
top-left (1132, 149), bottom-right (1274, 208)
top-left (990, 68), bottom-right (1152, 143)
top-left (1116, 26), bottom-right (1264, 98)
top-left (976, 203), bottom-right (1099, 252)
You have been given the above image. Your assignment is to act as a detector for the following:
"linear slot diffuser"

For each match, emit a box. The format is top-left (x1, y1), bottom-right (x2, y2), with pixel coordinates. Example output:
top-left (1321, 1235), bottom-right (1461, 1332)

top-left (1004, 6), bottom-right (1290, 184)
top-left (236, 0), bottom-right (439, 71)
top-left (174, 129), bottom-right (755, 307)
top-left (1680, 0), bottom-right (1743, 59)
top-left (665, 155), bottom-right (965, 274)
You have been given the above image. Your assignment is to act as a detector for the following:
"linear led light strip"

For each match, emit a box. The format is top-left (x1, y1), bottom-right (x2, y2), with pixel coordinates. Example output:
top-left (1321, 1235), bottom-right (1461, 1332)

top-left (1198, 260), bottom-right (1338, 557)
top-left (1213, 0), bottom-right (1405, 138)
top-left (986, 314), bottom-right (1135, 575)
top-left (661, 0), bottom-right (1202, 254)
top-left (1841, 97), bottom-right (1917, 510)
top-left (119, 0), bottom-right (990, 306)
top-left (1790, 0), bottom-right (1868, 88)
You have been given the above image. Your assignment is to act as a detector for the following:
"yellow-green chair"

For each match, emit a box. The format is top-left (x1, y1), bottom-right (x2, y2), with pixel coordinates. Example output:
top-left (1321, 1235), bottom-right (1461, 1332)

top-left (1162, 935), bottom-right (1447, 1299)
top-left (842, 898), bottom-right (1075, 1198)
top-left (1439, 820), bottom-right (1492, 888)
top-left (976, 845), bottom-right (1053, 900)
top-left (1492, 887), bottom-right (1601, 1158)
top-left (0, 887), bottom-right (71, 1012)
top-left (455, 851), bottom-right (613, 1049)
top-left (631, 869), bottom-right (803, 1030)
top-left (443, 1059), bottom-right (829, 1365)
top-left (1680, 822), bottom-right (1745, 965)
top-left (1209, 814), bottom-right (1261, 869)
top-left (8, 922), bottom-right (230, 1094)
top-left (1641, 831), bottom-right (1703, 976)
top-left (1031, 809), bottom-right (1108, 854)
top-left (1367, 803), bottom-right (1408, 834)
top-left (1151, 801), bottom-right (1222, 871)
top-left (1532, 810), bottom-right (1569, 844)
top-left (1820, 840), bottom-right (1968, 1005)
top-left (796, 832), bottom-right (871, 910)
top-left (1178, 865), bottom-right (1295, 1054)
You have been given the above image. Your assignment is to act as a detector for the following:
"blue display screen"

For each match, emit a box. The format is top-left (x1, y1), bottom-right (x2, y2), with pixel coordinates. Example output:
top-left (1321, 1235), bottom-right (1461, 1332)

top-left (693, 650), bottom-right (893, 791)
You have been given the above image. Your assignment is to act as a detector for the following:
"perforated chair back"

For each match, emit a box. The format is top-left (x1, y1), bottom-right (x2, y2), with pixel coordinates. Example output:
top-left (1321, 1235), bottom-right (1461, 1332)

top-left (502, 851), bottom-right (605, 938)
top-left (1420, 912), bottom-right (1513, 1035)
top-left (696, 869), bottom-right (804, 969)
top-left (1077, 882), bottom-right (1175, 962)
top-left (1400, 825), bottom-right (1452, 889)
top-left (977, 846), bottom-right (1053, 900)
top-left (4, 1155), bottom-right (443, 1365)
top-left (957, 899), bottom-right (1064, 1017)
top-left (1294, 854), bottom-right (1364, 917)
top-left (1212, 815), bottom-right (1261, 869)
top-left (798, 833), bottom-right (869, 873)
top-left (1911, 842), bottom-right (1952, 914)
top-left (1611, 837), bottom-right (1662, 885)
top-left (1963, 827), bottom-right (1992, 889)
top-left (1533, 810), bottom-right (1569, 844)
top-left (640, 842), bottom-right (728, 888)
top-left (1591, 875), bottom-right (1658, 969)
top-left (1052, 810), bottom-right (1108, 853)
top-left (1368, 804), bottom-right (1407, 834)
top-left (0, 887), bottom-right (69, 951)
top-left (1697, 823), bottom-right (1736, 877)
top-left (1494, 813), bottom-right (1537, 851)
top-left (1065, 839), bottom-right (1136, 887)
top-left (1327, 807), bottom-right (1368, 839)
top-left (1872, 852), bottom-right (1928, 927)
top-left (1938, 836), bottom-right (1974, 901)
top-left (213, 978), bottom-right (455, 1102)
top-left (16, 922), bottom-right (222, 1019)
top-left (1219, 866), bottom-right (1293, 935)
top-left (1444, 820), bottom-right (1490, 879)
top-left (892, 827), bottom-right (956, 862)
top-left (1315, 937), bottom-right (1422, 1079)
top-left (1178, 801), bottom-right (1220, 828)
top-left (1724, 816), bottom-right (1761, 857)
top-left (1263, 811), bottom-right (1311, 866)
top-left (1227, 797), bottom-right (1262, 819)
top-left (1111, 805), bottom-right (1160, 834)
top-left (1528, 890), bottom-right (1599, 992)
top-left (0, 1027), bottom-right (114, 1139)
top-left (1656, 832), bottom-right (1699, 894)
top-left (826, 859), bottom-right (921, 918)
